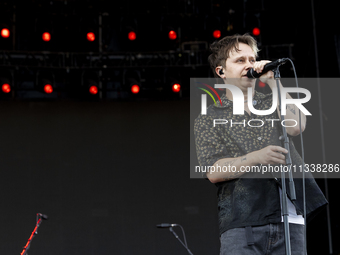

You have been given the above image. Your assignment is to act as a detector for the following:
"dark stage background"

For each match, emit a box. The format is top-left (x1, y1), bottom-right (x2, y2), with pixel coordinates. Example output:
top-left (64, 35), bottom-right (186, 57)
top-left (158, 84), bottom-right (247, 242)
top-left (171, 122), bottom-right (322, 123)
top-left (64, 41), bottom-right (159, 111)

top-left (1, 0), bottom-right (340, 254)
top-left (0, 97), bottom-right (339, 255)
top-left (0, 99), bottom-right (221, 255)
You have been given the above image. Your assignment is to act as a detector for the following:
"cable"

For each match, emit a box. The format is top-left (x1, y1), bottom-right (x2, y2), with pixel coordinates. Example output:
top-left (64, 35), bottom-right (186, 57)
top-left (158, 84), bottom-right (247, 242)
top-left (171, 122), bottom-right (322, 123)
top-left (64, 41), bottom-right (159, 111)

top-left (286, 58), bottom-right (307, 255)
top-left (178, 224), bottom-right (188, 247)
top-left (168, 225), bottom-right (193, 255)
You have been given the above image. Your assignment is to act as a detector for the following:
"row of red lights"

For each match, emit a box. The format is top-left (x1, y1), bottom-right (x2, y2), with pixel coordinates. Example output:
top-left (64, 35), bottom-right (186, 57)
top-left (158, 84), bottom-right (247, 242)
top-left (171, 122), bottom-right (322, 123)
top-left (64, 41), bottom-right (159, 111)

top-left (1, 28), bottom-right (96, 42)
top-left (1, 28), bottom-right (260, 42)
top-left (128, 28), bottom-right (260, 40)
top-left (1, 83), bottom-right (181, 94)
top-left (128, 30), bottom-right (177, 41)
top-left (1, 83), bottom-right (53, 94)
top-left (1, 28), bottom-right (169, 42)
top-left (2, 84), bottom-right (93, 94)
top-left (131, 84), bottom-right (180, 94)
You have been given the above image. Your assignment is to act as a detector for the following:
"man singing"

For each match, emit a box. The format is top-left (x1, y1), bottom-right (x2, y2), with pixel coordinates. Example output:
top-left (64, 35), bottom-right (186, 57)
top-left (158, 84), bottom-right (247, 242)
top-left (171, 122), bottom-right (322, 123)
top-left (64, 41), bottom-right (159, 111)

top-left (194, 34), bottom-right (327, 254)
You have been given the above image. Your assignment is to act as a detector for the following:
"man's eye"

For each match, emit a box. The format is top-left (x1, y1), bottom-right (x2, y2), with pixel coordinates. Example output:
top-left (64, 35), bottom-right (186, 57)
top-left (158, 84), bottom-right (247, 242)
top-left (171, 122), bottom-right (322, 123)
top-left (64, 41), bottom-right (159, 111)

top-left (238, 59), bottom-right (244, 62)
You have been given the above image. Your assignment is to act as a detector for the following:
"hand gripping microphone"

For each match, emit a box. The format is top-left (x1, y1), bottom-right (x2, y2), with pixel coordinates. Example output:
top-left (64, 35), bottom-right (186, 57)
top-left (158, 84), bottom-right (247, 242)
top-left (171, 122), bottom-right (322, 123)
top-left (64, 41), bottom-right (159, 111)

top-left (246, 58), bottom-right (289, 78)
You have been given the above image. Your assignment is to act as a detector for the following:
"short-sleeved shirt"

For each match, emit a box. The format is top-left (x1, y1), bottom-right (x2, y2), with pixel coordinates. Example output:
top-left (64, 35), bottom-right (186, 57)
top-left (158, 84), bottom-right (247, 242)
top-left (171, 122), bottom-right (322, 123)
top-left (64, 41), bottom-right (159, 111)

top-left (194, 90), bottom-right (328, 235)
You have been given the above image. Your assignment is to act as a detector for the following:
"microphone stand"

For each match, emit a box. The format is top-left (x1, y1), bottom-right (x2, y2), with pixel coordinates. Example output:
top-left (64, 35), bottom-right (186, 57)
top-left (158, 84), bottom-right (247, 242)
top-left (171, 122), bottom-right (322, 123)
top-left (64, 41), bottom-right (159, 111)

top-left (169, 227), bottom-right (194, 255)
top-left (20, 214), bottom-right (45, 255)
top-left (274, 66), bottom-right (297, 255)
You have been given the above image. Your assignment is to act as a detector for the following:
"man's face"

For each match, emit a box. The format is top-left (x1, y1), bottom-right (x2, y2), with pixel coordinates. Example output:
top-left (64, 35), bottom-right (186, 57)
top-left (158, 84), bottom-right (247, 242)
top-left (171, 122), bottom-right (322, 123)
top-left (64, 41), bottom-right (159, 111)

top-left (224, 43), bottom-right (256, 88)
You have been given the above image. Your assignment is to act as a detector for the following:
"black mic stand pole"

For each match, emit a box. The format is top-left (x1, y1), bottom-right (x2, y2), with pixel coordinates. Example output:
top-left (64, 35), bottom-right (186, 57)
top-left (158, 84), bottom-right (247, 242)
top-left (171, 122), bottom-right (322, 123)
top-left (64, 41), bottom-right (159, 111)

top-left (169, 227), bottom-right (194, 255)
top-left (20, 214), bottom-right (45, 255)
top-left (273, 66), bottom-right (297, 255)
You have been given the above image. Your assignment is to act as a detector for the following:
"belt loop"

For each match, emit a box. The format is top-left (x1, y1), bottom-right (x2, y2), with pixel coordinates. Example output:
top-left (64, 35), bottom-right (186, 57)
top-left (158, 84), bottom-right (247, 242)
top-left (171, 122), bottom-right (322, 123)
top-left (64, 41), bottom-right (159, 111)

top-left (245, 226), bottom-right (255, 246)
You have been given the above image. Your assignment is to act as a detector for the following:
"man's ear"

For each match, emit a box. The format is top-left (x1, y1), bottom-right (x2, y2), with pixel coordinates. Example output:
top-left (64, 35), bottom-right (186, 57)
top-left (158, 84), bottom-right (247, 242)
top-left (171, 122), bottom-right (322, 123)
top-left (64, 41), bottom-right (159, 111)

top-left (216, 66), bottom-right (225, 78)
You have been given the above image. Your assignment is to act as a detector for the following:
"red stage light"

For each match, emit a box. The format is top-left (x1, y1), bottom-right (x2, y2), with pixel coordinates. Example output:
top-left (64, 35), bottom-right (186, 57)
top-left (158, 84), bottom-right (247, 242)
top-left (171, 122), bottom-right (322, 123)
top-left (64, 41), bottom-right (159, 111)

top-left (42, 32), bottom-right (51, 42)
top-left (1, 28), bottom-right (10, 38)
top-left (87, 32), bottom-right (95, 42)
top-left (213, 30), bottom-right (221, 39)
top-left (168, 30), bottom-right (177, 40)
top-left (128, 31), bottom-right (136, 41)
top-left (252, 27), bottom-right (260, 36)
top-left (44, 84), bottom-right (53, 94)
top-left (172, 83), bottom-right (181, 93)
top-left (131, 84), bottom-right (140, 94)
top-left (2, 83), bottom-right (11, 93)
top-left (89, 85), bottom-right (98, 95)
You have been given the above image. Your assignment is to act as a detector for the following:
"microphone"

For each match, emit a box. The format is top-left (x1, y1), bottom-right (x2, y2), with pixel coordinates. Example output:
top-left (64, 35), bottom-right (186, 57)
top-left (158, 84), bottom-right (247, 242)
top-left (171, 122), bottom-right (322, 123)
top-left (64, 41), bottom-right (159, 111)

top-left (37, 213), bottom-right (49, 220)
top-left (156, 223), bottom-right (178, 228)
top-left (246, 58), bottom-right (289, 78)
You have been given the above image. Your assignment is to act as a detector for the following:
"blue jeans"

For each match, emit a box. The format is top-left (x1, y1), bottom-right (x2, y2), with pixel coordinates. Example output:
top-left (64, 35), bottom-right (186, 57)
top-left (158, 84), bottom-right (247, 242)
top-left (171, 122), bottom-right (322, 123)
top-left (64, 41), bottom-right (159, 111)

top-left (220, 223), bottom-right (305, 255)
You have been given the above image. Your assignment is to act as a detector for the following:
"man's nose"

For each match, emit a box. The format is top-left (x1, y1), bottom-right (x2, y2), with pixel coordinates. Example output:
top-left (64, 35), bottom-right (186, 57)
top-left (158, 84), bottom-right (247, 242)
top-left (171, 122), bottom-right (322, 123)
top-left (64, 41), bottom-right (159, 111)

top-left (245, 60), bottom-right (254, 70)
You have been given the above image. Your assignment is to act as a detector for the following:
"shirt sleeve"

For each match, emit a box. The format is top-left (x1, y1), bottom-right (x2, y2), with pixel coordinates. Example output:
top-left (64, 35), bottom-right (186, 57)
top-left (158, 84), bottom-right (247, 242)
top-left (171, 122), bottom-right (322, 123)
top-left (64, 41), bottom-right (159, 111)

top-left (194, 114), bottom-right (231, 177)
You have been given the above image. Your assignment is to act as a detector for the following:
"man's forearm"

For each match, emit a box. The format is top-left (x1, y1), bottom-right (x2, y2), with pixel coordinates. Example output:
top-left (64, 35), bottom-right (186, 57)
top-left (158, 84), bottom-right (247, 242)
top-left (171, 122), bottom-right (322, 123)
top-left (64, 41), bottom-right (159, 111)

top-left (207, 145), bottom-right (288, 183)
top-left (207, 152), bottom-right (257, 183)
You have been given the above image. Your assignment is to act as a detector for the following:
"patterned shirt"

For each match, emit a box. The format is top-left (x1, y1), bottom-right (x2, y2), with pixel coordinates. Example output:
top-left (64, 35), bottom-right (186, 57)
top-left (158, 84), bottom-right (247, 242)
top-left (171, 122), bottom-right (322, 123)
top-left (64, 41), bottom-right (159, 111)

top-left (194, 90), bottom-right (328, 235)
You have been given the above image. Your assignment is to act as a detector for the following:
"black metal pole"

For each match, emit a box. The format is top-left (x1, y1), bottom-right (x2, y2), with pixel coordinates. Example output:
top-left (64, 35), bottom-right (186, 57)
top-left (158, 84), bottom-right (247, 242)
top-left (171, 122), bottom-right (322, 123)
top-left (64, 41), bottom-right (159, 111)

top-left (274, 66), bottom-right (297, 255)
